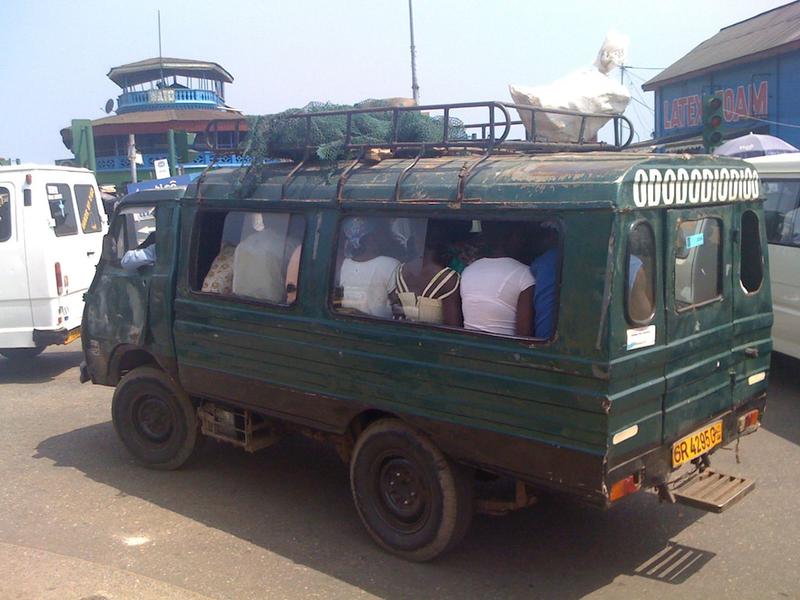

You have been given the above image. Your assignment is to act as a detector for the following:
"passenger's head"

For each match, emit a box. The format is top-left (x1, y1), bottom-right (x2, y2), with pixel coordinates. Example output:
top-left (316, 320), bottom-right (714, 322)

top-left (482, 220), bottom-right (526, 257)
top-left (343, 217), bottom-right (378, 259)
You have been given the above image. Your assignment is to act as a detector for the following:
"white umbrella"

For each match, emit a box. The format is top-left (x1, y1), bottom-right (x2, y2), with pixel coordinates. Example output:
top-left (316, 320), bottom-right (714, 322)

top-left (714, 133), bottom-right (798, 158)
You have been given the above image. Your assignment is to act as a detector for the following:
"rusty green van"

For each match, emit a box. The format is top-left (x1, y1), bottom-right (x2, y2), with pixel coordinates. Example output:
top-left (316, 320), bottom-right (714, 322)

top-left (81, 102), bottom-right (771, 561)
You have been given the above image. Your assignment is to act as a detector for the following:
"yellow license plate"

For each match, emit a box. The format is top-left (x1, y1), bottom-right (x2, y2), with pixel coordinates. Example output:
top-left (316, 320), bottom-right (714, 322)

top-left (64, 328), bottom-right (81, 345)
top-left (671, 421), bottom-right (723, 467)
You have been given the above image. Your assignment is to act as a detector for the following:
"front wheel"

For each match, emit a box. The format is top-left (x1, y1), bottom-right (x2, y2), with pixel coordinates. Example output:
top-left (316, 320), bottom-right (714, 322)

top-left (111, 366), bottom-right (202, 470)
top-left (350, 419), bottom-right (473, 561)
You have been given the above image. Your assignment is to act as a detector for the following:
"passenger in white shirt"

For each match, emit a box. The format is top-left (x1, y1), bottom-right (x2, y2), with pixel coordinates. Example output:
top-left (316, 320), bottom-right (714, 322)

top-left (338, 217), bottom-right (400, 318)
top-left (460, 222), bottom-right (535, 336)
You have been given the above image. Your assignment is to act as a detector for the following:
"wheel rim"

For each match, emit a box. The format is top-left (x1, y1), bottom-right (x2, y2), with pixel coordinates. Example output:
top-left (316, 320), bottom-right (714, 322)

top-left (133, 394), bottom-right (174, 443)
top-left (373, 454), bottom-right (432, 533)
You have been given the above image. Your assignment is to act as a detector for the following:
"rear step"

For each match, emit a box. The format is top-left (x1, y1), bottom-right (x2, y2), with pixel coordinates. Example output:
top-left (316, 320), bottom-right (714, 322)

top-left (672, 469), bottom-right (755, 513)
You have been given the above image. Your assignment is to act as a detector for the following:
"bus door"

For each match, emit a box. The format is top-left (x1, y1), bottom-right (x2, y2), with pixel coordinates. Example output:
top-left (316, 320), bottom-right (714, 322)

top-left (730, 201), bottom-right (771, 406)
top-left (663, 207), bottom-right (734, 443)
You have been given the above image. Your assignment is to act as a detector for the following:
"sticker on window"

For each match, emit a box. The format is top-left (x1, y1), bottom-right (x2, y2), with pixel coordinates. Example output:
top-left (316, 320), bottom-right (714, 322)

top-left (626, 325), bottom-right (656, 350)
top-left (686, 233), bottom-right (704, 248)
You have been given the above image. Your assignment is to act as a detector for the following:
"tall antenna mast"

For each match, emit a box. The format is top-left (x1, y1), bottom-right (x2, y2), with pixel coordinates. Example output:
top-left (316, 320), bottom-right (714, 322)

top-left (408, 0), bottom-right (419, 103)
top-left (158, 10), bottom-right (165, 86)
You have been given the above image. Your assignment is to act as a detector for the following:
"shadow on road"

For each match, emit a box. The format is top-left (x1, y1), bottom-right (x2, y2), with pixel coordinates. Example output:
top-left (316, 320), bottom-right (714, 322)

top-left (763, 354), bottom-right (800, 446)
top-left (0, 347), bottom-right (82, 384)
top-left (35, 422), bottom-right (708, 599)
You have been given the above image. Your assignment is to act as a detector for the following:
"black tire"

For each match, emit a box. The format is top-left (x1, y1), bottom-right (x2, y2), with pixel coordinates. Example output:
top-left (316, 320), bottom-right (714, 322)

top-left (111, 366), bottom-right (202, 470)
top-left (0, 347), bottom-right (45, 361)
top-left (350, 419), bottom-right (473, 561)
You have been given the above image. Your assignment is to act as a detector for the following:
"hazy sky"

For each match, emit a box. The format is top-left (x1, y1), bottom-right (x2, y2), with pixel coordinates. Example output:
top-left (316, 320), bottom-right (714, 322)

top-left (0, 0), bottom-right (790, 163)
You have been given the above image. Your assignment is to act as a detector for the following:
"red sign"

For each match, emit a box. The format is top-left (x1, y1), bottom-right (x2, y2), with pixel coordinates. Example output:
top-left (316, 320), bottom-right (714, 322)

top-left (663, 81), bottom-right (768, 130)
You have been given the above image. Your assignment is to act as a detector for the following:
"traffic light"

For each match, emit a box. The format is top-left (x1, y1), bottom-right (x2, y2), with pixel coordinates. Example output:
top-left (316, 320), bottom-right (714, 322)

top-left (702, 95), bottom-right (724, 151)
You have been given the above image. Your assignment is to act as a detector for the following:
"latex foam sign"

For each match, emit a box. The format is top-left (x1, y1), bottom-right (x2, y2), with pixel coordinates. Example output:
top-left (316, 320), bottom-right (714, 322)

top-left (627, 325), bottom-right (656, 350)
top-left (632, 167), bottom-right (760, 208)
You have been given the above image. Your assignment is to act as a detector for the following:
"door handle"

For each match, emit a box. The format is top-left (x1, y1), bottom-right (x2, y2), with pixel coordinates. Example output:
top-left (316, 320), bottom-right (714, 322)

top-left (87, 250), bottom-right (96, 256)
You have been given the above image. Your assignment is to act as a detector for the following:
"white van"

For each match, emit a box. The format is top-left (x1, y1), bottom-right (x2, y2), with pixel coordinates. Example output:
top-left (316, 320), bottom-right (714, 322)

top-left (0, 165), bottom-right (107, 360)
top-left (748, 153), bottom-right (800, 359)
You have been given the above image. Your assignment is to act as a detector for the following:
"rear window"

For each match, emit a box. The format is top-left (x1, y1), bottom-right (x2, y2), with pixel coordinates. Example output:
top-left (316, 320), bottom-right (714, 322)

top-left (740, 210), bottom-right (763, 293)
top-left (675, 218), bottom-right (722, 310)
top-left (75, 184), bottom-right (103, 234)
top-left (0, 187), bottom-right (10, 242)
top-left (626, 221), bottom-right (656, 324)
top-left (762, 180), bottom-right (800, 246)
top-left (46, 183), bottom-right (78, 237)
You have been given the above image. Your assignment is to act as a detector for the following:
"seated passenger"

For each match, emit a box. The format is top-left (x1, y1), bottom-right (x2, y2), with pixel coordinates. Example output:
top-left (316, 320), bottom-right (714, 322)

top-left (392, 221), bottom-right (462, 326)
top-left (460, 222), bottom-right (535, 336)
top-left (529, 222), bottom-right (560, 339)
top-left (121, 232), bottom-right (156, 273)
top-left (202, 244), bottom-right (236, 294)
top-left (339, 218), bottom-right (400, 318)
top-left (232, 213), bottom-right (287, 303)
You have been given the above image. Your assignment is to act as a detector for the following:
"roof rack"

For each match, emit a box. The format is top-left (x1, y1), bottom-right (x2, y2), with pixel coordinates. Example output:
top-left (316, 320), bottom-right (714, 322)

top-left (201, 100), bottom-right (634, 157)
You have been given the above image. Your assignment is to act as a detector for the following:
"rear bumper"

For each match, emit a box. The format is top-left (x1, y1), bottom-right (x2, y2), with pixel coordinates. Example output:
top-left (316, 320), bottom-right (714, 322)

top-left (32, 327), bottom-right (80, 347)
top-left (607, 392), bottom-right (768, 496)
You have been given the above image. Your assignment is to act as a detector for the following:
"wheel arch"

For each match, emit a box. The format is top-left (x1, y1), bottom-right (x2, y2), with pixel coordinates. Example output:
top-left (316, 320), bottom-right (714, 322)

top-left (109, 345), bottom-right (162, 384)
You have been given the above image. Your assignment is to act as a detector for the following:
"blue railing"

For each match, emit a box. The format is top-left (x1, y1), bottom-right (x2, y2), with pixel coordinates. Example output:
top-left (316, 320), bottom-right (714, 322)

top-left (117, 88), bottom-right (224, 113)
top-left (95, 152), bottom-right (249, 172)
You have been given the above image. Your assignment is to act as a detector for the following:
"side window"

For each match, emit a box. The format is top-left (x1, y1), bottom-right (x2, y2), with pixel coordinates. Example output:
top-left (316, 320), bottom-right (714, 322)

top-left (192, 211), bottom-right (305, 306)
top-left (626, 221), bottom-right (656, 324)
top-left (675, 218), bottom-right (722, 310)
top-left (331, 216), bottom-right (562, 339)
top-left (112, 206), bottom-right (156, 262)
top-left (0, 187), bottom-right (11, 242)
top-left (740, 210), bottom-right (764, 293)
top-left (761, 180), bottom-right (800, 246)
top-left (47, 183), bottom-right (78, 237)
top-left (75, 184), bottom-right (103, 234)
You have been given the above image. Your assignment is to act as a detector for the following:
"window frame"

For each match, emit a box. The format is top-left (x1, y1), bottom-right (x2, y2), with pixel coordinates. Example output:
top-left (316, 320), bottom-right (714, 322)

top-left (673, 217), bottom-right (724, 313)
top-left (0, 186), bottom-right (11, 243)
top-left (624, 219), bottom-right (657, 327)
top-left (761, 178), bottom-right (800, 248)
top-left (188, 208), bottom-right (306, 309)
top-left (46, 182), bottom-right (78, 237)
top-left (109, 204), bottom-right (157, 266)
top-left (326, 212), bottom-right (564, 344)
top-left (739, 209), bottom-right (764, 295)
top-left (74, 183), bottom-right (104, 234)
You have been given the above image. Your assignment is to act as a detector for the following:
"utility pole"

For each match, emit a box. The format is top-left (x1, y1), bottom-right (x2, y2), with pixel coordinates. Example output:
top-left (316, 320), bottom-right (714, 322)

top-left (408, 0), bottom-right (419, 103)
top-left (158, 10), bottom-right (165, 86)
top-left (128, 134), bottom-right (138, 184)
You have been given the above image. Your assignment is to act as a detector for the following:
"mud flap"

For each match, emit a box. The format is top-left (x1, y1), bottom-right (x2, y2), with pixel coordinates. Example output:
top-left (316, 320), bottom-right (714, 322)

top-left (672, 469), bottom-right (754, 513)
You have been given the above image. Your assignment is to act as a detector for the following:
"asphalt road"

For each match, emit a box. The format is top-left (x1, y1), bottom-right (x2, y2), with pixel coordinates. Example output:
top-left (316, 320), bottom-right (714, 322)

top-left (0, 345), bottom-right (798, 599)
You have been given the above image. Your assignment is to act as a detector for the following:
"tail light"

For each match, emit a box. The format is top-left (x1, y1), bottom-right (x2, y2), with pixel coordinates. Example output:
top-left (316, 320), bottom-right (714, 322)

top-left (55, 262), bottom-right (63, 295)
top-left (609, 474), bottom-right (642, 502)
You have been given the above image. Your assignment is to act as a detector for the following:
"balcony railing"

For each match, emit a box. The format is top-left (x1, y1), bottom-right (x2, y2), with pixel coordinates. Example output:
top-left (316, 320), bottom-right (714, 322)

top-left (117, 88), bottom-right (224, 113)
top-left (95, 152), bottom-right (249, 172)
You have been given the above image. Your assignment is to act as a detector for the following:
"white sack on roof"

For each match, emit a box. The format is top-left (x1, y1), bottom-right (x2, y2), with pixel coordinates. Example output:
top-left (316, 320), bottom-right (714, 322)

top-left (509, 31), bottom-right (631, 143)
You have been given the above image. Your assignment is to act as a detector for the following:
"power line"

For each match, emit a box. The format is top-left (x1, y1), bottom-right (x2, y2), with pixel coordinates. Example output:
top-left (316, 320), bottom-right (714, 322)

top-left (727, 111), bottom-right (800, 129)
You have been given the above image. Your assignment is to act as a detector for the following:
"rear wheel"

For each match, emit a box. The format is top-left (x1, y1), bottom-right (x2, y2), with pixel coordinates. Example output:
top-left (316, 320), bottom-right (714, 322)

top-left (350, 419), bottom-right (473, 561)
top-left (0, 347), bottom-right (45, 361)
top-left (111, 366), bottom-right (202, 470)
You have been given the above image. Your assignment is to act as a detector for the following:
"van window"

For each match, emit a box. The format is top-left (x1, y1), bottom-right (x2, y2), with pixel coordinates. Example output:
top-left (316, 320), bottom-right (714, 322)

top-left (0, 187), bottom-right (10, 242)
top-left (75, 184), bottom-right (103, 234)
top-left (113, 206), bottom-right (156, 262)
top-left (192, 211), bottom-right (305, 305)
top-left (46, 183), bottom-right (78, 237)
top-left (762, 180), bottom-right (800, 246)
top-left (740, 211), bottom-right (764, 293)
top-left (675, 218), bottom-right (722, 310)
top-left (331, 216), bottom-right (561, 339)
top-left (626, 221), bottom-right (656, 324)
